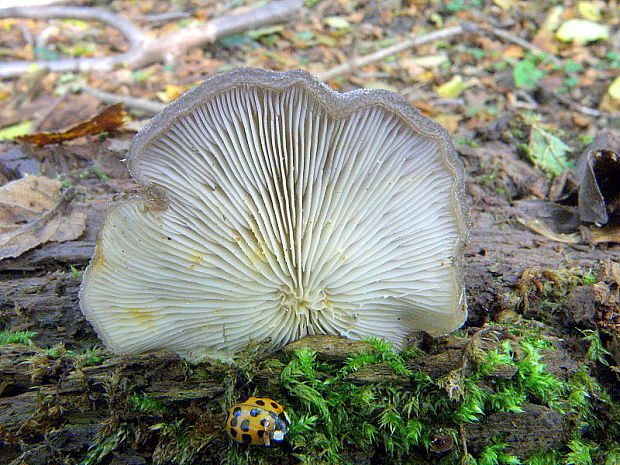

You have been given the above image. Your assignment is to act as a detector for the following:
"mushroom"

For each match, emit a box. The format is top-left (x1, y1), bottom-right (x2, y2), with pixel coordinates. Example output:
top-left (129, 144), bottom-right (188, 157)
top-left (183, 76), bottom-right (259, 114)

top-left (79, 68), bottom-right (468, 360)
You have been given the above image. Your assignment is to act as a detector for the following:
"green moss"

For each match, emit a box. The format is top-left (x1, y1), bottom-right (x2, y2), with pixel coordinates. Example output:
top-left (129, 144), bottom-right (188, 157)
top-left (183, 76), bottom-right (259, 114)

top-left (129, 393), bottom-right (165, 413)
top-left (81, 422), bottom-right (130, 465)
top-left (278, 339), bottom-right (462, 464)
top-left (218, 328), bottom-right (614, 465)
top-left (72, 327), bottom-right (617, 465)
top-left (474, 440), bottom-right (521, 465)
top-left (580, 329), bottom-right (612, 366)
top-left (525, 451), bottom-right (562, 465)
top-left (565, 439), bottom-right (596, 465)
top-left (0, 330), bottom-right (36, 345)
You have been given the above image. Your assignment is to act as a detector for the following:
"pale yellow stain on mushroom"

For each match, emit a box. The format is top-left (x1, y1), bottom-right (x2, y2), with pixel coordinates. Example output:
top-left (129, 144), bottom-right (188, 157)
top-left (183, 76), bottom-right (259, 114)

top-left (234, 226), bottom-right (269, 266)
top-left (124, 308), bottom-right (155, 328)
top-left (189, 253), bottom-right (204, 270)
top-left (87, 248), bottom-right (107, 273)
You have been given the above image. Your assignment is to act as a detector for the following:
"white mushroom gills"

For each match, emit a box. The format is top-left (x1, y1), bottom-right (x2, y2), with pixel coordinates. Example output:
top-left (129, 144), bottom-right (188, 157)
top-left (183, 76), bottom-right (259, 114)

top-left (79, 69), bottom-right (468, 360)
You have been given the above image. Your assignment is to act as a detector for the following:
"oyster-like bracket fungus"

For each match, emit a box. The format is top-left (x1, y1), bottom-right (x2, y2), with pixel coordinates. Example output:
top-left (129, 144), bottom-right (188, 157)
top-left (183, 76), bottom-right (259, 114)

top-left (79, 68), bottom-right (469, 360)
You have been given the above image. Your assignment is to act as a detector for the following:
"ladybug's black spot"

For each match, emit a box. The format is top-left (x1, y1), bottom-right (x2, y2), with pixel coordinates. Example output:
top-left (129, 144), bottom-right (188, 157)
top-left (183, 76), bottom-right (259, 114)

top-left (249, 408), bottom-right (261, 417)
top-left (230, 408), bottom-right (242, 427)
top-left (230, 428), bottom-right (237, 438)
top-left (260, 418), bottom-right (270, 428)
top-left (257, 430), bottom-right (265, 438)
top-left (270, 402), bottom-right (280, 410)
top-left (241, 434), bottom-right (252, 445)
top-left (255, 399), bottom-right (266, 406)
top-left (240, 419), bottom-right (250, 432)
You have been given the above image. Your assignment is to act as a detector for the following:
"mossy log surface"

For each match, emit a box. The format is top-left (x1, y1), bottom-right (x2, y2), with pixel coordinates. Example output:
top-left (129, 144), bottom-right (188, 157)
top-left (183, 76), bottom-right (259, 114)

top-left (1, 334), bottom-right (574, 465)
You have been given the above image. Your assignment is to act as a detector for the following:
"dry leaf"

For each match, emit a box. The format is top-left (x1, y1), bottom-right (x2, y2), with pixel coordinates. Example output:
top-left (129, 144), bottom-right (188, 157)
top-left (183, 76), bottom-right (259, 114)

top-left (401, 54), bottom-right (448, 69)
top-left (16, 103), bottom-right (126, 146)
top-left (434, 114), bottom-right (461, 133)
top-left (555, 19), bottom-right (609, 45)
top-left (435, 75), bottom-right (472, 98)
top-left (0, 175), bottom-right (59, 224)
top-left (576, 133), bottom-right (620, 225)
top-left (577, 1), bottom-right (602, 21)
top-left (541, 6), bottom-right (564, 32)
top-left (503, 45), bottom-right (524, 59)
top-left (156, 84), bottom-right (191, 103)
top-left (0, 176), bottom-right (86, 260)
top-left (607, 76), bottom-right (620, 100)
top-left (589, 225), bottom-right (620, 244)
top-left (516, 216), bottom-right (581, 244)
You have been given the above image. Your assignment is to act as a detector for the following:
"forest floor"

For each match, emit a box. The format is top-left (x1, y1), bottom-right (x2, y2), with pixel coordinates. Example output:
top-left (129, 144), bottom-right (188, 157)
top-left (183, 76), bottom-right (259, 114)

top-left (0, 0), bottom-right (619, 464)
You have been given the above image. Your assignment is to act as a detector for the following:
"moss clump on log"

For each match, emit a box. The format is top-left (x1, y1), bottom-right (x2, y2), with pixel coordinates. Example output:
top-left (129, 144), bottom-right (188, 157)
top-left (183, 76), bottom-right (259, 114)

top-left (1, 325), bottom-right (618, 465)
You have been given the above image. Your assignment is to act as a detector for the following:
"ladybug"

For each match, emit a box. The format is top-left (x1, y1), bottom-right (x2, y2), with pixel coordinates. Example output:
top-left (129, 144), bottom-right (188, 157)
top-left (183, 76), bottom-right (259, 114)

top-left (226, 397), bottom-right (290, 446)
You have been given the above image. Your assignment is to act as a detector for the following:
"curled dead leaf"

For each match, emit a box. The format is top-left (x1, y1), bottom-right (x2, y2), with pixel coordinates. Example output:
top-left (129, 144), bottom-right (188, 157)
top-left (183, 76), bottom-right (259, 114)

top-left (516, 216), bottom-right (581, 244)
top-left (576, 133), bottom-right (620, 225)
top-left (16, 103), bottom-right (126, 146)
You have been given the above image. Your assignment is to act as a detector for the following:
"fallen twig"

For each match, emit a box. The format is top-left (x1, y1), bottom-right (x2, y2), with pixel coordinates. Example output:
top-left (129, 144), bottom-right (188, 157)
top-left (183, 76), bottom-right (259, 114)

top-left (317, 25), bottom-right (466, 82)
top-left (82, 86), bottom-right (165, 114)
top-left (0, 0), bottom-right (302, 78)
top-left (477, 23), bottom-right (562, 66)
top-left (318, 22), bottom-right (561, 82)
top-left (0, 5), bottom-right (143, 78)
top-left (544, 88), bottom-right (603, 118)
top-left (319, 21), bottom-right (603, 119)
top-left (73, 18), bottom-right (603, 121)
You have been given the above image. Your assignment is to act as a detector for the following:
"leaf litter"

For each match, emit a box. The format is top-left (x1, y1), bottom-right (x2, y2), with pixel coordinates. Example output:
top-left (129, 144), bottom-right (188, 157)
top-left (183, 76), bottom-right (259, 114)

top-left (0, 175), bottom-right (86, 260)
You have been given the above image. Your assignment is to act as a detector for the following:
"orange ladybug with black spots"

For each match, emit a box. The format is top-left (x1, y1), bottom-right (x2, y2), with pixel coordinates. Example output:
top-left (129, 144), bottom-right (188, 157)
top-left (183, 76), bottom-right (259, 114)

top-left (226, 397), bottom-right (290, 446)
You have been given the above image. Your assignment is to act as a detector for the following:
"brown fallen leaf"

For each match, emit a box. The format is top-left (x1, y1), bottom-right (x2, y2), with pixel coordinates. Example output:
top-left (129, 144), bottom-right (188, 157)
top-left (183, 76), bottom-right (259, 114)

top-left (576, 132), bottom-right (620, 225)
top-left (516, 216), bottom-right (581, 244)
top-left (0, 175), bottom-right (86, 260)
top-left (16, 103), bottom-right (126, 146)
top-left (0, 174), bottom-right (59, 223)
top-left (588, 224), bottom-right (620, 245)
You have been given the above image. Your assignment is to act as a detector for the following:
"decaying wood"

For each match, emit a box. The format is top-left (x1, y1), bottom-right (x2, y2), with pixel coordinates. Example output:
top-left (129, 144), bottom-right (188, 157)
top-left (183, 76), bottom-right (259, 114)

top-left (282, 334), bottom-right (373, 362)
top-left (464, 403), bottom-right (570, 456)
top-left (0, 0), bottom-right (302, 78)
top-left (0, 333), bottom-right (575, 464)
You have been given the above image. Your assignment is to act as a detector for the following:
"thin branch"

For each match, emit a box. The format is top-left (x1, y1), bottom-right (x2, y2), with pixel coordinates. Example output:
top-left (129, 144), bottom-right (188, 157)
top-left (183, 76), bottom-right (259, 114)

top-left (0, 6), bottom-right (144, 45)
top-left (23, 187), bottom-right (75, 234)
top-left (74, 17), bottom-right (603, 121)
top-left (82, 86), bottom-right (165, 114)
top-left (318, 21), bottom-right (604, 118)
top-left (136, 12), bottom-right (191, 23)
top-left (0, 0), bottom-right (302, 79)
top-left (318, 22), bottom-right (563, 82)
top-left (477, 23), bottom-right (562, 66)
top-left (544, 88), bottom-right (603, 117)
top-left (2, 0), bottom-right (79, 6)
top-left (317, 25), bottom-right (466, 82)
top-left (0, 5), bottom-right (143, 78)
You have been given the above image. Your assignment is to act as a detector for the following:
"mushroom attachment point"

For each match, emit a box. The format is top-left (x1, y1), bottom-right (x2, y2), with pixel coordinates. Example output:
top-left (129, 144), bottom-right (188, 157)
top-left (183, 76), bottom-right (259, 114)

top-left (79, 68), bottom-right (469, 360)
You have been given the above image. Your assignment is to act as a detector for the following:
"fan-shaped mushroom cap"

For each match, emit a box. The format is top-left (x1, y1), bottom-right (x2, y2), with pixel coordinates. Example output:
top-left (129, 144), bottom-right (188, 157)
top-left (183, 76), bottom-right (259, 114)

top-left (79, 68), bottom-right (468, 360)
